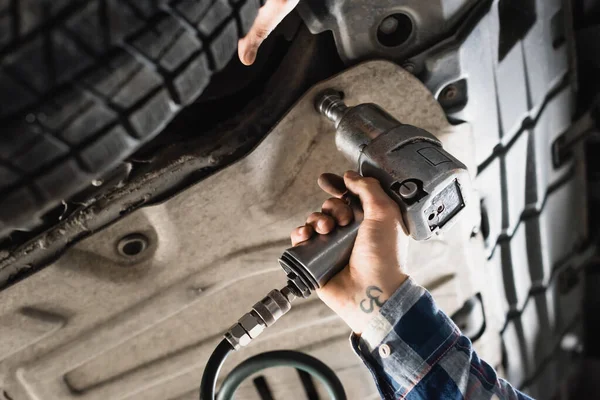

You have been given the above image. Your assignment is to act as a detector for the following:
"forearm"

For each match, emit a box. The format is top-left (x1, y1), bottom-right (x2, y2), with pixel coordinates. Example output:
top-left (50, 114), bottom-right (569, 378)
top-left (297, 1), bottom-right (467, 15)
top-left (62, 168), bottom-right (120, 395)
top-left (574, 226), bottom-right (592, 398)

top-left (289, 172), bottom-right (524, 397)
top-left (351, 278), bottom-right (532, 400)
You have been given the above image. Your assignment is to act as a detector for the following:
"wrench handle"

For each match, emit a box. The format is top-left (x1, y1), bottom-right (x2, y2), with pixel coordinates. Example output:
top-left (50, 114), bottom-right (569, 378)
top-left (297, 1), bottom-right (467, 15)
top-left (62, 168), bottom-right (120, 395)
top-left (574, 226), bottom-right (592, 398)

top-left (278, 195), bottom-right (364, 293)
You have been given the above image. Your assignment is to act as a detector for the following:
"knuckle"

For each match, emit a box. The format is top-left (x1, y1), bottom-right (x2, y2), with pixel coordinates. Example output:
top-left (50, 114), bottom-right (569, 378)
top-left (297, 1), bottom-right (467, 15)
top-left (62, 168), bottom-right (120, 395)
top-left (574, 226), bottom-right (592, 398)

top-left (362, 177), bottom-right (380, 187)
top-left (322, 214), bottom-right (335, 224)
top-left (342, 206), bottom-right (354, 217)
top-left (253, 27), bottom-right (271, 41)
top-left (307, 212), bottom-right (321, 222)
top-left (321, 198), bottom-right (338, 211)
top-left (356, 177), bottom-right (378, 190)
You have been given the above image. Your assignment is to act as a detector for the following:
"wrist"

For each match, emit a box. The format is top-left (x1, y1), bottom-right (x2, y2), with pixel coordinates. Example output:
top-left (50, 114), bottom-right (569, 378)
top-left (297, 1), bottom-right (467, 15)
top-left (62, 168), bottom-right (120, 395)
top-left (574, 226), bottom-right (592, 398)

top-left (318, 270), bottom-right (409, 334)
top-left (352, 273), bottom-right (408, 334)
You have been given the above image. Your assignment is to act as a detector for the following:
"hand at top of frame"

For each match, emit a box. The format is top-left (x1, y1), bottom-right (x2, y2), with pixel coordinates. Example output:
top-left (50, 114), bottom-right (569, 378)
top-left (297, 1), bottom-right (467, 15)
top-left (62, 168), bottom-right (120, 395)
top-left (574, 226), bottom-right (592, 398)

top-left (237, 0), bottom-right (300, 65)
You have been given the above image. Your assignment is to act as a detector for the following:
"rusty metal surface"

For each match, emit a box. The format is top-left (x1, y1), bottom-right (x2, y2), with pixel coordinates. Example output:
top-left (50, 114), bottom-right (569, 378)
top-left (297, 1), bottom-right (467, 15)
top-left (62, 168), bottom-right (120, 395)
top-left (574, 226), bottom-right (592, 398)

top-left (0, 61), bottom-right (498, 400)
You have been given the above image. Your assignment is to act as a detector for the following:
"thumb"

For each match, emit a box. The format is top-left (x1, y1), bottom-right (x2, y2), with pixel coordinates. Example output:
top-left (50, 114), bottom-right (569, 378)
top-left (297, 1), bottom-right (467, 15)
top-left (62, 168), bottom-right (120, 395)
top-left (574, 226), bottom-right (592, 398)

top-left (238, 0), bottom-right (299, 65)
top-left (343, 171), bottom-right (401, 222)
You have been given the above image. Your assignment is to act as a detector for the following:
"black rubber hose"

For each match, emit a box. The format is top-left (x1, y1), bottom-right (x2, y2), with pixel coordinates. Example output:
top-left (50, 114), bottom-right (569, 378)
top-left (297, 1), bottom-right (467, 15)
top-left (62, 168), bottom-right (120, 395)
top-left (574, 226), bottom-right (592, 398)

top-left (199, 339), bottom-right (234, 400)
top-left (215, 350), bottom-right (347, 400)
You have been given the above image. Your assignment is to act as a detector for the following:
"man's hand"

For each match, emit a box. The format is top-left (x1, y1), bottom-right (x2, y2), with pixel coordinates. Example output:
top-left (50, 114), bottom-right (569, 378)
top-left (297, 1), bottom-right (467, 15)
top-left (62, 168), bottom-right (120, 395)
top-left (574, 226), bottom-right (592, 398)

top-left (290, 171), bottom-right (410, 334)
top-left (238, 0), bottom-right (299, 65)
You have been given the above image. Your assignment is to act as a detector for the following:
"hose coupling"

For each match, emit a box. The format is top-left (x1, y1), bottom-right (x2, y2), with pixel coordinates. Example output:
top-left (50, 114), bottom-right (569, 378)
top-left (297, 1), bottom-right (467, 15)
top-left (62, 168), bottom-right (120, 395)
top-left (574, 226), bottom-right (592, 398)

top-left (224, 286), bottom-right (297, 350)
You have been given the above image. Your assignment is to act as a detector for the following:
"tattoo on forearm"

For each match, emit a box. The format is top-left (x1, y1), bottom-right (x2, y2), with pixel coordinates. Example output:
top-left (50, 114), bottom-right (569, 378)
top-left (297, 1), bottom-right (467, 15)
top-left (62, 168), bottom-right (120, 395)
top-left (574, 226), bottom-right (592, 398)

top-left (359, 286), bottom-right (385, 313)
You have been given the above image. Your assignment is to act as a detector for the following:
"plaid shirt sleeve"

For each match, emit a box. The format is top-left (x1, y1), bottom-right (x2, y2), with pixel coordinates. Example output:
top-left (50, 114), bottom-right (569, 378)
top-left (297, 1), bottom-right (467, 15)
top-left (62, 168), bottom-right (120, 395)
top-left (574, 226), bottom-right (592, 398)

top-left (351, 277), bottom-right (533, 400)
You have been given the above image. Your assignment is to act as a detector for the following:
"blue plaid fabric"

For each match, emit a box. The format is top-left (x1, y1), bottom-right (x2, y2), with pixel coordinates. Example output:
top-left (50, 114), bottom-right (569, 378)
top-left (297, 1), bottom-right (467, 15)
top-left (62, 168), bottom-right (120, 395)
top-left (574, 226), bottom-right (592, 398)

top-left (351, 278), bottom-right (533, 399)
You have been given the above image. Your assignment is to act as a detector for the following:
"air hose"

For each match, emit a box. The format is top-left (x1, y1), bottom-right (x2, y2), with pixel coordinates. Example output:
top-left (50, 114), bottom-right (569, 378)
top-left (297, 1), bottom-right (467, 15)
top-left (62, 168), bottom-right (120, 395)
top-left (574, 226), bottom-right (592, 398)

top-left (199, 342), bottom-right (347, 400)
top-left (199, 339), bottom-right (234, 400)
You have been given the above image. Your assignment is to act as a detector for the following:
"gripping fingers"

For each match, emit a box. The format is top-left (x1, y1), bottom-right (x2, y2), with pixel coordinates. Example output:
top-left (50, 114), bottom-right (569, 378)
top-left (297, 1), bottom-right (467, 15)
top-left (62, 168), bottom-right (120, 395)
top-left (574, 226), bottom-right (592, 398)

top-left (289, 210), bottom-right (336, 246)
top-left (291, 225), bottom-right (314, 246)
top-left (238, 0), bottom-right (300, 65)
top-left (343, 171), bottom-right (400, 221)
top-left (322, 198), bottom-right (353, 226)
top-left (306, 212), bottom-right (336, 234)
top-left (317, 173), bottom-right (347, 198)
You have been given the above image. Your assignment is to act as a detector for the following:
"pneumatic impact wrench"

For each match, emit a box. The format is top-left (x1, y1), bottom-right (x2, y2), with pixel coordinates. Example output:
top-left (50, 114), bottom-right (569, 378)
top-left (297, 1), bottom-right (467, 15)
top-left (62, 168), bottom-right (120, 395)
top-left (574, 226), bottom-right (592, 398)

top-left (279, 90), bottom-right (471, 300)
top-left (200, 90), bottom-right (471, 399)
top-left (224, 89), bottom-right (471, 349)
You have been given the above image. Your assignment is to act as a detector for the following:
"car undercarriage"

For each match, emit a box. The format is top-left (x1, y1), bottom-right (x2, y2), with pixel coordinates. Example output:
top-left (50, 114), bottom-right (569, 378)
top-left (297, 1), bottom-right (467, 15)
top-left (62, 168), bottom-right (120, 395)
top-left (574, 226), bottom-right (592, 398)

top-left (1, 0), bottom-right (600, 399)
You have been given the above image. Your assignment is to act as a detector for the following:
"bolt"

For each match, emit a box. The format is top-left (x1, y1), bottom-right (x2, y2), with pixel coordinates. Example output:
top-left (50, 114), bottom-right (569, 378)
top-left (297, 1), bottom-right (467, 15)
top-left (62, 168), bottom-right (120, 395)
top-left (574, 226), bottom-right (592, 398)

top-left (376, 13), bottom-right (414, 47)
top-left (379, 16), bottom-right (399, 35)
top-left (440, 84), bottom-right (458, 101)
top-left (398, 181), bottom-right (418, 200)
top-left (402, 62), bottom-right (416, 73)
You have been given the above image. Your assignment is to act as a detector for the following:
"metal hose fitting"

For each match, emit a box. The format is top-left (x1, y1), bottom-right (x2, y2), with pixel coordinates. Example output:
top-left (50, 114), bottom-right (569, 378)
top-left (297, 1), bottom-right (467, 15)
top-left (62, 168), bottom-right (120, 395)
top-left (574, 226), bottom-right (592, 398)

top-left (224, 285), bottom-right (297, 350)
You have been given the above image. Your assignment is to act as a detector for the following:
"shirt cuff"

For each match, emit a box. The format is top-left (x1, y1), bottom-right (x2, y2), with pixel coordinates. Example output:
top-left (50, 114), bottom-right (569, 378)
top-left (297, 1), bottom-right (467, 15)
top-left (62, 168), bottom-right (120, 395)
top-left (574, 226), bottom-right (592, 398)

top-left (350, 277), bottom-right (461, 398)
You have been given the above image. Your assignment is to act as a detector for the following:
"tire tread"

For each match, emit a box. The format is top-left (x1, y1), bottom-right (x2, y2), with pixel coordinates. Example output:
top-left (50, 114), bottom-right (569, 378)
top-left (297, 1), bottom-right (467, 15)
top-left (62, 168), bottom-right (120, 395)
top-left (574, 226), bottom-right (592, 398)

top-left (0, 0), bottom-right (260, 235)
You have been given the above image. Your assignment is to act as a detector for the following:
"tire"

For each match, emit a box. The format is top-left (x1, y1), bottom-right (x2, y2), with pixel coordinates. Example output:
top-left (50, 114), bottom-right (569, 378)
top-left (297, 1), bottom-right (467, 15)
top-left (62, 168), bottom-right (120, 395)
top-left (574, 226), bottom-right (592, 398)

top-left (0, 0), bottom-right (260, 236)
